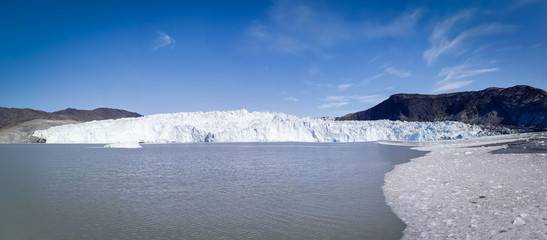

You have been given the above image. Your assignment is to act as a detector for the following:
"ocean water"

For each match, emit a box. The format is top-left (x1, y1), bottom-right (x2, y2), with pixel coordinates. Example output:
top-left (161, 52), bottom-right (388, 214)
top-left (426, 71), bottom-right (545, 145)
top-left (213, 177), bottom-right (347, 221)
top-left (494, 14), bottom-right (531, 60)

top-left (0, 143), bottom-right (424, 240)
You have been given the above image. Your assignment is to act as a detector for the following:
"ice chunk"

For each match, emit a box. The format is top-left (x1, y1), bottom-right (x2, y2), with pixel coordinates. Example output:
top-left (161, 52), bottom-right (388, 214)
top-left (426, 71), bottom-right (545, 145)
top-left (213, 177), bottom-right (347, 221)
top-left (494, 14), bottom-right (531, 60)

top-left (104, 142), bottom-right (142, 149)
top-left (512, 217), bottom-right (525, 226)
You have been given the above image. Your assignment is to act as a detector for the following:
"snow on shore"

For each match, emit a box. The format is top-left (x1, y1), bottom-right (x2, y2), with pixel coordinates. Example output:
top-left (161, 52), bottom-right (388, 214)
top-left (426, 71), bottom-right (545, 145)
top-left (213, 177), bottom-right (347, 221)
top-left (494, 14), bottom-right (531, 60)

top-left (383, 132), bottom-right (547, 239)
top-left (32, 109), bottom-right (489, 143)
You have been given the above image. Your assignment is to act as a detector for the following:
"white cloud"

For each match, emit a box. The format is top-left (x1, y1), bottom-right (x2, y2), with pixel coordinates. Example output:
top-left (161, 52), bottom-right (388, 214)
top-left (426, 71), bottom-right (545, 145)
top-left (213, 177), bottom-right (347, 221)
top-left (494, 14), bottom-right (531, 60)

top-left (359, 73), bottom-right (385, 86)
top-left (349, 94), bottom-right (386, 103)
top-left (385, 66), bottom-right (412, 78)
top-left (319, 102), bottom-right (349, 109)
top-left (511, 0), bottom-right (541, 8)
top-left (282, 96), bottom-right (299, 102)
top-left (364, 9), bottom-right (423, 38)
top-left (423, 9), bottom-right (516, 65)
top-left (337, 83), bottom-right (353, 91)
top-left (153, 31), bottom-right (175, 50)
top-left (358, 66), bottom-right (411, 87)
top-left (434, 81), bottom-right (473, 92)
top-left (437, 63), bottom-right (498, 83)
top-left (244, 2), bottom-right (422, 55)
top-left (320, 94), bottom-right (385, 109)
top-left (243, 2), bottom-right (348, 54)
top-left (308, 64), bottom-right (321, 75)
top-left (370, 55), bottom-right (381, 63)
top-left (324, 95), bottom-right (346, 101)
top-left (433, 61), bottom-right (499, 92)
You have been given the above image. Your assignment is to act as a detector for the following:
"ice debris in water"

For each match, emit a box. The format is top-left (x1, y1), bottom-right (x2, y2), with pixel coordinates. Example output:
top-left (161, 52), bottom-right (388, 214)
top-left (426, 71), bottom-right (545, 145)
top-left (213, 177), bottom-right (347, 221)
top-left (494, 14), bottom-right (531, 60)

top-left (104, 142), bottom-right (142, 148)
top-left (512, 217), bottom-right (525, 226)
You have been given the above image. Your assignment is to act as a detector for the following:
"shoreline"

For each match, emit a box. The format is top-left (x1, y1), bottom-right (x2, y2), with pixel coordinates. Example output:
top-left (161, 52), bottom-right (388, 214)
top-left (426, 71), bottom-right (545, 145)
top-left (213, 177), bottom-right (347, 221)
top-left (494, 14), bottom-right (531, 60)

top-left (383, 132), bottom-right (547, 239)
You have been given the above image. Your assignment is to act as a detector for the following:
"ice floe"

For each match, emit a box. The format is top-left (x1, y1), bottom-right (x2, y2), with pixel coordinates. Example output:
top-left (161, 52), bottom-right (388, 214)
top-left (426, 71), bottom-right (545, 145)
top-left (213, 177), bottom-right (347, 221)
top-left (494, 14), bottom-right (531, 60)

top-left (103, 142), bottom-right (142, 149)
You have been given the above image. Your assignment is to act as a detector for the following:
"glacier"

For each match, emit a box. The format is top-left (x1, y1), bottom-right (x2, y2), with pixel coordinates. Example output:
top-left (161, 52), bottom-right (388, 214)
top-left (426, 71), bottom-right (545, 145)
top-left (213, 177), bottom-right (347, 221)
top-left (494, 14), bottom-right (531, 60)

top-left (32, 109), bottom-right (491, 143)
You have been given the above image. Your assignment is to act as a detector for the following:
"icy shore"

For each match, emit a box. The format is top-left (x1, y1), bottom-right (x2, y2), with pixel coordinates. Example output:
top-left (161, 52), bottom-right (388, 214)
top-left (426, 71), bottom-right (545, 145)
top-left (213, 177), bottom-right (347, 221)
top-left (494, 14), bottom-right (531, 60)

top-left (383, 132), bottom-right (547, 239)
top-left (32, 109), bottom-right (490, 143)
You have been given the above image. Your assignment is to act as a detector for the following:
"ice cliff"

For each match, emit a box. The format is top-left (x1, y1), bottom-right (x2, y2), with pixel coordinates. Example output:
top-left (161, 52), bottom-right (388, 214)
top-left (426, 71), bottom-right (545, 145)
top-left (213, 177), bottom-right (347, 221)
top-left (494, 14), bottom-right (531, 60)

top-left (32, 109), bottom-right (490, 143)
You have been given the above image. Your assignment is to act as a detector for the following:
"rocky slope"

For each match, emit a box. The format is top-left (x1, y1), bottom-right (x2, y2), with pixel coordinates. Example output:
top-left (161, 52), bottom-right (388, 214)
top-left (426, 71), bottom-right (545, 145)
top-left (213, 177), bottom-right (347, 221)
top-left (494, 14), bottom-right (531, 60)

top-left (337, 85), bottom-right (547, 130)
top-left (0, 107), bottom-right (141, 143)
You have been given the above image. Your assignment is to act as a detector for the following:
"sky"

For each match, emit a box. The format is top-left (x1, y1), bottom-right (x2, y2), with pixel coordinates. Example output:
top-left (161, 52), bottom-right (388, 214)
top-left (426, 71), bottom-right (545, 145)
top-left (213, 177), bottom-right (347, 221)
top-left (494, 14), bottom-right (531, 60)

top-left (1, 0), bottom-right (546, 117)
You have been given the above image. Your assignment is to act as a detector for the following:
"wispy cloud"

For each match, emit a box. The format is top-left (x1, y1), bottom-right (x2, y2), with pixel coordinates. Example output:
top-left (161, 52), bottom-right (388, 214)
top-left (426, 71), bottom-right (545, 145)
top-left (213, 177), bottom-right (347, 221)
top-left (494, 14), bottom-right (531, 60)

top-left (282, 96), bottom-right (299, 102)
top-left (244, 2), bottom-right (422, 55)
top-left (319, 94), bottom-right (385, 108)
top-left (364, 9), bottom-right (423, 38)
top-left (319, 102), bottom-right (349, 109)
top-left (370, 55), bottom-right (381, 63)
top-left (349, 95), bottom-right (386, 103)
top-left (385, 66), bottom-right (412, 78)
top-left (337, 83), bottom-right (353, 91)
top-left (433, 61), bottom-right (499, 92)
top-left (437, 63), bottom-right (498, 83)
top-left (511, 0), bottom-right (541, 8)
top-left (434, 81), bottom-right (473, 92)
top-left (308, 64), bottom-right (321, 75)
top-left (153, 31), bottom-right (175, 50)
top-left (324, 96), bottom-right (345, 101)
top-left (243, 2), bottom-right (348, 54)
top-left (423, 9), bottom-right (516, 65)
top-left (358, 66), bottom-right (411, 87)
top-left (360, 73), bottom-right (385, 86)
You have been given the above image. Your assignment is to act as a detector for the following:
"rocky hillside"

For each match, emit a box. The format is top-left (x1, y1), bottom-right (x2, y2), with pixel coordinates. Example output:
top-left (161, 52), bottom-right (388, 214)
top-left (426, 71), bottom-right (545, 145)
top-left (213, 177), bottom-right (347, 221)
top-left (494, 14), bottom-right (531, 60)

top-left (0, 107), bottom-right (141, 143)
top-left (337, 85), bottom-right (547, 130)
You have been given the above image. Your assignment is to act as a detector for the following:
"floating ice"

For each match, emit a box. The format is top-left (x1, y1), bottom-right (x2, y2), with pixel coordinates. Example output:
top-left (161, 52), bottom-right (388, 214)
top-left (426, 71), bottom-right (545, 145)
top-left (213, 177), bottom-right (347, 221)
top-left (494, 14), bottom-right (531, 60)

top-left (512, 217), bottom-right (526, 226)
top-left (104, 142), bottom-right (142, 149)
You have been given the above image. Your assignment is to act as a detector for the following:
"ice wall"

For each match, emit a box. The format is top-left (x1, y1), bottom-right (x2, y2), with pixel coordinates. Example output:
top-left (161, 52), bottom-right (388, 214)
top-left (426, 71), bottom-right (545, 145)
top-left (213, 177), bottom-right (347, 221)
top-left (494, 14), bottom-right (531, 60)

top-left (33, 109), bottom-right (489, 143)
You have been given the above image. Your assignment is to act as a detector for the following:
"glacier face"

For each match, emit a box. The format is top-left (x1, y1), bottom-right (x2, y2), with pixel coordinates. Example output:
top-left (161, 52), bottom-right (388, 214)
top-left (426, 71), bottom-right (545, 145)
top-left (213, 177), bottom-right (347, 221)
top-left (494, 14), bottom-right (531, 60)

top-left (32, 109), bottom-right (490, 143)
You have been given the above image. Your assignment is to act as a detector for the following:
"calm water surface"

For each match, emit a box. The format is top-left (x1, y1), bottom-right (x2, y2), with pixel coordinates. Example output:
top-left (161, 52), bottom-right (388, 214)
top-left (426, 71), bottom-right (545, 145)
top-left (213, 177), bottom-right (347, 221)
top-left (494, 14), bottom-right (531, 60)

top-left (0, 143), bottom-right (423, 240)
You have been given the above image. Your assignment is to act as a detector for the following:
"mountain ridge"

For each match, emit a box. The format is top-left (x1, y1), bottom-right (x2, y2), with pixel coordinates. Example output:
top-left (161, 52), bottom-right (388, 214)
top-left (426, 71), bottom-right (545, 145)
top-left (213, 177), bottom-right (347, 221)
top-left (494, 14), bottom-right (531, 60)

top-left (336, 85), bottom-right (547, 130)
top-left (0, 107), bottom-right (142, 129)
top-left (0, 107), bottom-right (142, 143)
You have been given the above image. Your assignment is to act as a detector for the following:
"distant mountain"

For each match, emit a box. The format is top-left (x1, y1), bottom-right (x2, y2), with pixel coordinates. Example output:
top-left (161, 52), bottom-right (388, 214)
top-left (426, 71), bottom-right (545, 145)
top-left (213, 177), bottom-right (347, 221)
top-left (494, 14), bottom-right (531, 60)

top-left (51, 108), bottom-right (142, 122)
top-left (337, 85), bottom-right (547, 130)
top-left (0, 107), bottom-right (142, 143)
top-left (0, 107), bottom-right (141, 129)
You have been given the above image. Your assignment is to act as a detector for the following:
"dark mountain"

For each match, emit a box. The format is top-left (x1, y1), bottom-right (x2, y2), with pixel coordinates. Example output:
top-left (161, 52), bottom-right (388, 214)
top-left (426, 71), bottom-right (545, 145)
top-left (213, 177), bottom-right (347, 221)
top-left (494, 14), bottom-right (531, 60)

top-left (0, 107), bottom-right (142, 129)
top-left (337, 85), bottom-right (547, 130)
top-left (52, 108), bottom-right (142, 122)
top-left (0, 108), bottom-right (50, 129)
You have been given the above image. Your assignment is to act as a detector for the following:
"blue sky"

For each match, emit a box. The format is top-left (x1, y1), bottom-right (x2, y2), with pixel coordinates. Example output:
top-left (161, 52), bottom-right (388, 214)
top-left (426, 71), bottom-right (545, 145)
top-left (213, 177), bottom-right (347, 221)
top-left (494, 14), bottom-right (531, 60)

top-left (1, 0), bottom-right (546, 117)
